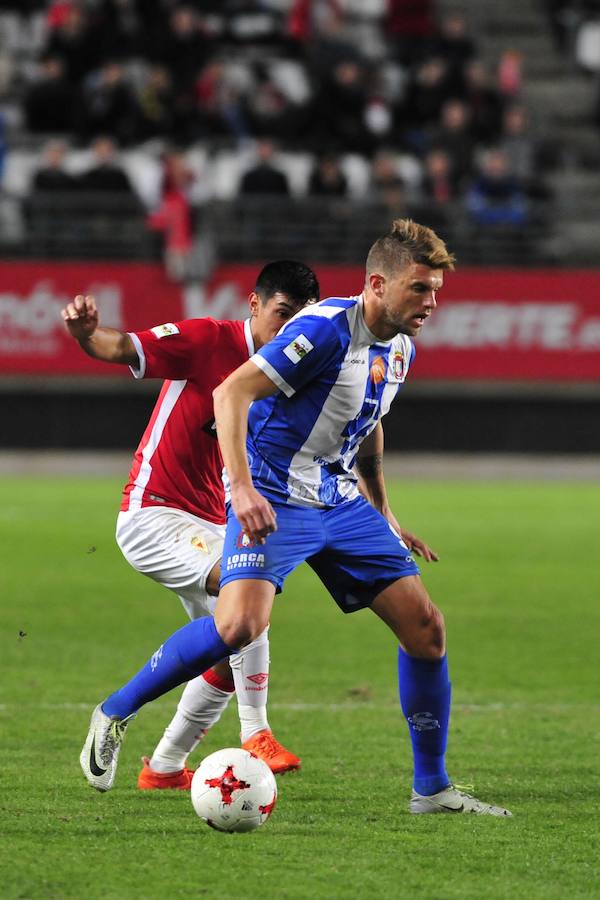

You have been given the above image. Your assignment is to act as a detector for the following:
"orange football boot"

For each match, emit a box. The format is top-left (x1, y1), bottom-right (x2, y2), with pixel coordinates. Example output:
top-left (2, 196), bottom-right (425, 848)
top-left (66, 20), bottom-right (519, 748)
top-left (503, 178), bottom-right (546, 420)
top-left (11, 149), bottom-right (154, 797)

top-left (242, 730), bottom-right (301, 774)
top-left (137, 756), bottom-right (194, 790)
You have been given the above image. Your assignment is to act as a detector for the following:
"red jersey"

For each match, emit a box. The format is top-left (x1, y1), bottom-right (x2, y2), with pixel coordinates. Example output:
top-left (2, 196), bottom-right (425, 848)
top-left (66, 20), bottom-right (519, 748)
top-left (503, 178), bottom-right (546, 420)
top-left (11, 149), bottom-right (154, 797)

top-left (120, 317), bottom-right (253, 523)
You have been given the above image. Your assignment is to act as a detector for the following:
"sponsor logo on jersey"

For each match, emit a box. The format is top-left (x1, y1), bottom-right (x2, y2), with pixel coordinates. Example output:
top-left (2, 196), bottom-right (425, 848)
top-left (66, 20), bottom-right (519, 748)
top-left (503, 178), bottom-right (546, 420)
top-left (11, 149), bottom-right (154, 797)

top-left (283, 333), bottom-right (313, 364)
top-left (190, 535), bottom-right (209, 553)
top-left (151, 322), bottom-right (180, 339)
top-left (236, 532), bottom-right (255, 549)
top-left (392, 350), bottom-right (405, 380)
top-left (369, 355), bottom-right (386, 383)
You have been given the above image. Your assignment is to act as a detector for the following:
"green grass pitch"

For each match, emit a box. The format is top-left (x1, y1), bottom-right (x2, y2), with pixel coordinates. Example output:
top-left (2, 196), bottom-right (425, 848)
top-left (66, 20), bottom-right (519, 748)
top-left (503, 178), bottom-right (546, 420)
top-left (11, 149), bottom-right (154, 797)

top-left (1, 476), bottom-right (599, 899)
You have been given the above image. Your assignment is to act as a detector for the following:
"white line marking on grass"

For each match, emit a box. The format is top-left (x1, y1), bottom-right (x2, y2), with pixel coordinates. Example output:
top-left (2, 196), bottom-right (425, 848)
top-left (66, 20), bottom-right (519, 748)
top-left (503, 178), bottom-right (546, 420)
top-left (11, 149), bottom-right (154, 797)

top-left (0, 702), bottom-right (598, 713)
top-left (2, 450), bottom-right (600, 481)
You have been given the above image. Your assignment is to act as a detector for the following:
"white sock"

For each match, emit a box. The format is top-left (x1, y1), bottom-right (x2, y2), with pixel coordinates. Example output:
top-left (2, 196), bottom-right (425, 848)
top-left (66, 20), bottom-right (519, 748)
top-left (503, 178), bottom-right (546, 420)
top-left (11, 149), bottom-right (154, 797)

top-left (229, 628), bottom-right (271, 743)
top-left (149, 670), bottom-right (235, 773)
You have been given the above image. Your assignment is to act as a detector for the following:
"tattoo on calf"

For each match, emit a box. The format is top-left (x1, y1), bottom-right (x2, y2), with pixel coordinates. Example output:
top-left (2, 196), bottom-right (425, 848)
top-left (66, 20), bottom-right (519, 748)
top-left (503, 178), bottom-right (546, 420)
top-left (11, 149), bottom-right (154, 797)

top-left (356, 454), bottom-right (383, 479)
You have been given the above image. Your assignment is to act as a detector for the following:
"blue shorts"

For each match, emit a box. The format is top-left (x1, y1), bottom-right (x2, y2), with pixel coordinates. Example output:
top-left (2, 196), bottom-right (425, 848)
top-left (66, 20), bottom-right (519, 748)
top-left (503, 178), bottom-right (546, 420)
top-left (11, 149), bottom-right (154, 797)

top-left (220, 496), bottom-right (420, 613)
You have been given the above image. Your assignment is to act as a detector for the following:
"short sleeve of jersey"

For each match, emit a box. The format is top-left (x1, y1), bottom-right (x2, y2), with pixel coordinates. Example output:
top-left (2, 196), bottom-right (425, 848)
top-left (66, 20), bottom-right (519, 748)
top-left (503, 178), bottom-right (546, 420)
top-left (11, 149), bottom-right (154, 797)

top-left (129, 318), bottom-right (219, 381)
top-left (250, 315), bottom-right (342, 397)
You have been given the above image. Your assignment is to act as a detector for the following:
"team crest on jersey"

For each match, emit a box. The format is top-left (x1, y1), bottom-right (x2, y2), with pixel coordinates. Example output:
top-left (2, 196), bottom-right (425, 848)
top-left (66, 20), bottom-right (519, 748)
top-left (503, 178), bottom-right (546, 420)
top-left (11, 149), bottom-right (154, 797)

top-left (151, 322), bottom-right (180, 339)
top-left (283, 333), bottom-right (313, 364)
top-left (392, 350), bottom-right (405, 380)
top-left (236, 532), bottom-right (255, 549)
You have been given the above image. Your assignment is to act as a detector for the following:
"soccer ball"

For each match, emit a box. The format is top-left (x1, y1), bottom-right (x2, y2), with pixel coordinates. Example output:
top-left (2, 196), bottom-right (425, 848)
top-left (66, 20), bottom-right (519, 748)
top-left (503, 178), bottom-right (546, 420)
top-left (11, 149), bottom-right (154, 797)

top-left (190, 748), bottom-right (277, 833)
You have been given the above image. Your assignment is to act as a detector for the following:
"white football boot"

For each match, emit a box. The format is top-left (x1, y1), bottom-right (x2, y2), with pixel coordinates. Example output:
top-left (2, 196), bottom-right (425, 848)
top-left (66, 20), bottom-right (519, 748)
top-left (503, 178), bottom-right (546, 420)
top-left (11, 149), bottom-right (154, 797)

top-left (410, 784), bottom-right (512, 816)
top-left (80, 704), bottom-right (136, 792)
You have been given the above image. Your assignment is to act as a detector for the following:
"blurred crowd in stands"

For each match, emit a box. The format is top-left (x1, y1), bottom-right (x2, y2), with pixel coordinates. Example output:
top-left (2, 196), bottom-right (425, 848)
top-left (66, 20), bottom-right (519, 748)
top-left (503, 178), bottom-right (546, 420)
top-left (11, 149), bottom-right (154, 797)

top-left (548, 0), bottom-right (600, 128)
top-left (545, 0), bottom-right (600, 53)
top-left (0, 0), bottom-right (559, 275)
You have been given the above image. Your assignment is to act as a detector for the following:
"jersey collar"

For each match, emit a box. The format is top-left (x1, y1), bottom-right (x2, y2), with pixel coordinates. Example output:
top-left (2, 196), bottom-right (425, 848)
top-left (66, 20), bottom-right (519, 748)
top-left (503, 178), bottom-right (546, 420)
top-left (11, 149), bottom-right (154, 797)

top-left (244, 318), bottom-right (255, 356)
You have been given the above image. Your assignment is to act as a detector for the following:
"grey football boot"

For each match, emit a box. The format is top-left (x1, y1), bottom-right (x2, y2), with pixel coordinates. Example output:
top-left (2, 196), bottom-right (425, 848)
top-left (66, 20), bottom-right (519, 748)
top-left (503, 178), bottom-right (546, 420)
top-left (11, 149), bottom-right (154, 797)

top-left (80, 703), bottom-right (136, 792)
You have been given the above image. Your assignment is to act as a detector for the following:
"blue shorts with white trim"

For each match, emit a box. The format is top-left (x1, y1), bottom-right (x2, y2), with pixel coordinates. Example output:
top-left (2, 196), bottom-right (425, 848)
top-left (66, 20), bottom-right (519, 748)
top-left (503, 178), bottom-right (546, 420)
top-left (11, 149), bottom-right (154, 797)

top-left (220, 496), bottom-right (420, 613)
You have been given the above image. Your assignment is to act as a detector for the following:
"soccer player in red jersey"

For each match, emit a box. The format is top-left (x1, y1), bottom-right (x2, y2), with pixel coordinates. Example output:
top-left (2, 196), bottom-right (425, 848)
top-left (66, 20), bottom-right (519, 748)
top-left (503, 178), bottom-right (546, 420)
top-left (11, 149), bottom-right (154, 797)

top-left (63, 261), bottom-right (319, 791)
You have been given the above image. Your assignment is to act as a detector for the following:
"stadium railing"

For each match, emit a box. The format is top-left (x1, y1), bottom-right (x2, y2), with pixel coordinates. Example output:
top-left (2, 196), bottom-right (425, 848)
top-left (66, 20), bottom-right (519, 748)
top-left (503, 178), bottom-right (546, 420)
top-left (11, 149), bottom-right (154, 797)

top-left (0, 192), bottom-right (555, 266)
top-left (23, 191), bottom-right (154, 260)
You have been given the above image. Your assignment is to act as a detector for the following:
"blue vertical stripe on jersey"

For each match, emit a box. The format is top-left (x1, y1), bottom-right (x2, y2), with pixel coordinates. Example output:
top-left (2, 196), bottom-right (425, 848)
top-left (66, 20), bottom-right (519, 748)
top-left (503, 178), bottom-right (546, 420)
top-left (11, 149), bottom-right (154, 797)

top-left (244, 296), bottom-right (413, 509)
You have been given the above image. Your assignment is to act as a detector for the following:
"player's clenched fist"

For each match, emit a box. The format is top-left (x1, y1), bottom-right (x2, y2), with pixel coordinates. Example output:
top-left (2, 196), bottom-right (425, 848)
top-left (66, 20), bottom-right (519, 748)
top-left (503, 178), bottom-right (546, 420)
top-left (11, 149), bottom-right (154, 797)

top-left (231, 483), bottom-right (277, 544)
top-left (61, 294), bottom-right (99, 340)
top-left (60, 296), bottom-right (137, 364)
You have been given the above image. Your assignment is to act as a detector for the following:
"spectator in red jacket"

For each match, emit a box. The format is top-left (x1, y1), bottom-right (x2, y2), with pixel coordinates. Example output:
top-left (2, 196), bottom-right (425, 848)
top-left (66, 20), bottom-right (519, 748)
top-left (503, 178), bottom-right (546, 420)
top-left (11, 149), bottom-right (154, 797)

top-left (147, 151), bottom-right (195, 282)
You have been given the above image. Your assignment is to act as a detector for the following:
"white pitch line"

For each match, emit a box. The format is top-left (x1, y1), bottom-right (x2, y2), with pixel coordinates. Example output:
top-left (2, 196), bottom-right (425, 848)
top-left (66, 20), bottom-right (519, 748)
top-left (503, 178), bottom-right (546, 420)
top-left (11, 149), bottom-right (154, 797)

top-left (0, 701), bottom-right (597, 713)
top-left (1, 451), bottom-right (599, 481)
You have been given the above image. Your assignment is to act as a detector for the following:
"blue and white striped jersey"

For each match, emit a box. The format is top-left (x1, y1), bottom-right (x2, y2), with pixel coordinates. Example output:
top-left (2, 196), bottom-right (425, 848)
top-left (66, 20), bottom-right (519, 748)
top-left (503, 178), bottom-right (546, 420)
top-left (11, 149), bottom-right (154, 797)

top-left (243, 294), bottom-right (415, 508)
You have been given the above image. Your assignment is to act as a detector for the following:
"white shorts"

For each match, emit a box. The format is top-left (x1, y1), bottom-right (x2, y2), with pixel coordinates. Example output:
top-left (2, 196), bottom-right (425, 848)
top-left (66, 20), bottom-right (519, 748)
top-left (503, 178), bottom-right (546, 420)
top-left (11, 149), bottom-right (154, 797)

top-left (116, 507), bottom-right (226, 620)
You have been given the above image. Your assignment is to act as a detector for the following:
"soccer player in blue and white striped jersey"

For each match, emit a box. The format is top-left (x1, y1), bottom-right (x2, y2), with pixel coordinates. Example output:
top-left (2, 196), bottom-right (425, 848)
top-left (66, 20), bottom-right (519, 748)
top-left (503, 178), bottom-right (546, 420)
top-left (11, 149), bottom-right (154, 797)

top-left (82, 220), bottom-right (511, 816)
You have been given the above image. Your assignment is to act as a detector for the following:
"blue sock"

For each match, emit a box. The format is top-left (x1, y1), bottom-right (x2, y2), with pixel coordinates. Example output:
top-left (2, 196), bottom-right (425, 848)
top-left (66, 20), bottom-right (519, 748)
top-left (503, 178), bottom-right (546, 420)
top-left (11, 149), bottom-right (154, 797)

top-left (398, 647), bottom-right (451, 796)
top-left (102, 617), bottom-right (233, 719)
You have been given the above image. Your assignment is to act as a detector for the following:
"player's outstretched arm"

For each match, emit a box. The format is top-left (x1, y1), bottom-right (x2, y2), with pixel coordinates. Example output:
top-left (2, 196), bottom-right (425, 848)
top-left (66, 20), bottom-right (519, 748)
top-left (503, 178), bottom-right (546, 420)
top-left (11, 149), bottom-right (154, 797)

top-left (213, 360), bottom-right (279, 544)
top-left (61, 294), bottom-right (138, 366)
top-left (356, 423), bottom-right (439, 562)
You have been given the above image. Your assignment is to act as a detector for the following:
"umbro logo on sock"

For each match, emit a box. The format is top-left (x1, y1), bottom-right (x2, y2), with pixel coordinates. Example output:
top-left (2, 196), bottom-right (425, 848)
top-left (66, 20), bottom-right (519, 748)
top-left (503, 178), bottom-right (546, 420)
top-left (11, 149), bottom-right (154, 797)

top-left (247, 673), bottom-right (268, 685)
top-left (408, 711), bottom-right (440, 732)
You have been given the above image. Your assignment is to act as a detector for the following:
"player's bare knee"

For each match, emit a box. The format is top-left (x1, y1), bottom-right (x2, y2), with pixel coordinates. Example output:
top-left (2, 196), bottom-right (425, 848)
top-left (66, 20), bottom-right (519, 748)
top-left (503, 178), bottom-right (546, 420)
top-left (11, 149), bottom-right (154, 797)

top-left (215, 616), bottom-right (263, 650)
top-left (424, 607), bottom-right (446, 658)
top-left (215, 618), bottom-right (249, 649)
top-left (403, 604), bottom-right (445, 659)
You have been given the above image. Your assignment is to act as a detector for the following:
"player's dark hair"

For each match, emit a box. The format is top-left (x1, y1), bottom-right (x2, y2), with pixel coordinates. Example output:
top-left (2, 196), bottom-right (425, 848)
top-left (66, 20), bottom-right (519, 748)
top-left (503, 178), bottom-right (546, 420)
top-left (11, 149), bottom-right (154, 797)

top-left (366, 218), bottom-right (456, 277)
top-left (255, 260), bottom-right (320, 308)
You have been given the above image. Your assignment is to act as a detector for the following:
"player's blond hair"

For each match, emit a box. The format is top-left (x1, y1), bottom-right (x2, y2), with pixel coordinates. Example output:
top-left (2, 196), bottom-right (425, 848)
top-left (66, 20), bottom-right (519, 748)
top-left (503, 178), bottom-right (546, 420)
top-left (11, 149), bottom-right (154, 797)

top-left (366, 218), bottom-right (456, 276)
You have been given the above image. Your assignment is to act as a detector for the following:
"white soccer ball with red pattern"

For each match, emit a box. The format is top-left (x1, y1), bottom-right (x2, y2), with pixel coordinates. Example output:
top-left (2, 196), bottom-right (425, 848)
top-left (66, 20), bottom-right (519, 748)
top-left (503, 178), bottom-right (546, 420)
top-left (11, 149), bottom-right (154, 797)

top-left (191, 748), bottom-right (277, 833)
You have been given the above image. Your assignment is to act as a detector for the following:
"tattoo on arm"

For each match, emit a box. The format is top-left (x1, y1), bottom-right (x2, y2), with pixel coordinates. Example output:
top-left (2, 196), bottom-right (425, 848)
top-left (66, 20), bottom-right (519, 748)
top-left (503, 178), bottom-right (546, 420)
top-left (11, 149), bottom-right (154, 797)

top-left (356, 453), bottom-right (383, 479)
